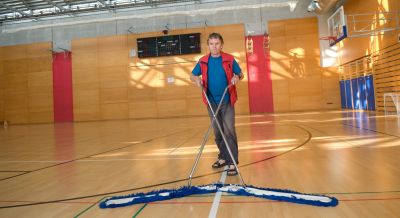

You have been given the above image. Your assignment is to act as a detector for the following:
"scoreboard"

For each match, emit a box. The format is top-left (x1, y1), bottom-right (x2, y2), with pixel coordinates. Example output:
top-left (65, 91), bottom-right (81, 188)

top-left (137, 33), bottom-right (201, 58)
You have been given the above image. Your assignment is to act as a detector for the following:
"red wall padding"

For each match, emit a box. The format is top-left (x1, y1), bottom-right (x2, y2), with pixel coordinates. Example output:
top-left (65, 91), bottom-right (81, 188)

top-left (246, 35), bottom-right (274, 113)
top-left (53, 52), bottom-right (73, 122)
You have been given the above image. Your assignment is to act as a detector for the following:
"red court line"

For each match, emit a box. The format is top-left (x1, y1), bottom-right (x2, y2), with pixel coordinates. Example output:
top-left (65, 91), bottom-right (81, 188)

top-left (340, 197), bottom-right (400, 202)
top-left (0, 200), bottom-right (95, 204)
top-left (148, 197), bottom-right (400, 204)
top-left (1, 197), bottom-right (399, 206)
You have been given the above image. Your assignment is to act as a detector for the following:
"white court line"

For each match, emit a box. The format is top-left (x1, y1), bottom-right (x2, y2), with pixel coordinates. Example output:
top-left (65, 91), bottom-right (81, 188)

top-left (208, 166), bottom-right (228, 218)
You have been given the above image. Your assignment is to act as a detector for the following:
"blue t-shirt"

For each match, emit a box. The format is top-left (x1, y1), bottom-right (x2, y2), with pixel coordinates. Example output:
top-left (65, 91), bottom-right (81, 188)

top-left (192, 56), bottom-right (241, 104)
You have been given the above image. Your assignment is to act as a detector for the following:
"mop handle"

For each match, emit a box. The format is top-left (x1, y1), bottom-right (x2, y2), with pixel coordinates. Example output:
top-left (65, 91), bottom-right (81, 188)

top-left (188, 84), bottom-right (232, 186)
top-left (202, 84), bottom-right (246, 187)
top-left (188, 83), bottom-right (246, 187)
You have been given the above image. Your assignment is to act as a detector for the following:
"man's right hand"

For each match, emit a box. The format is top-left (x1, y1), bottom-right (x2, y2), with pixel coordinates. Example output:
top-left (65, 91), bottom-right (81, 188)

top-left (195, 78), bottom-right (203, 87)
top-left (191, 75), bottom-right (203, 88)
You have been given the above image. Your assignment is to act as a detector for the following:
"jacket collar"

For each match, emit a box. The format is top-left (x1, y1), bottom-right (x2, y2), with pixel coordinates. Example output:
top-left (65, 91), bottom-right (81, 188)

top-left (200, 52), bottom-right (230, 64)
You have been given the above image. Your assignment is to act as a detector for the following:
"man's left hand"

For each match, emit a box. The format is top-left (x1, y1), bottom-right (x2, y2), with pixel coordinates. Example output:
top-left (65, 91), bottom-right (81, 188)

top-left (231, 75), bottom-right (240, 85)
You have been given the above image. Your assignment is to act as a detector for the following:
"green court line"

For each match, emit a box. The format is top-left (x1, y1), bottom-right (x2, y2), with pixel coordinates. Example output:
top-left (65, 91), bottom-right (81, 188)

top-left (74, 196), bottom-right (108, 218)
top-left (132, 203), bottom-right (148, 218)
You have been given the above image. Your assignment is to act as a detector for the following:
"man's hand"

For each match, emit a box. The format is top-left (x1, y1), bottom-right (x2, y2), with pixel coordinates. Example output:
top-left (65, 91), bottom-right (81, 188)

top-left (195, 78), bottom-right (203, 87)
top-left (191, 75), bottom-right (203, 88)
top-left (231, 74), bottom-right (242, 85)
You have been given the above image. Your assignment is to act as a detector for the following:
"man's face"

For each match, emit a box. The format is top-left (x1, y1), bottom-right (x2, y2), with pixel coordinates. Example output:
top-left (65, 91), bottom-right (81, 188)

top-left (208, 38), bottom-right (223, 56)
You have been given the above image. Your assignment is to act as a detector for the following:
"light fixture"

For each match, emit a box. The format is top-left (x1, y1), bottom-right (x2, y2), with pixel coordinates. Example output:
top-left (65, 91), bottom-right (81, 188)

top-left (307, 0), bottom-right (320, 12)
top-left (288, 1), bottom-right (298, 12)
top-left (163, 24), bottom-right (170, 35)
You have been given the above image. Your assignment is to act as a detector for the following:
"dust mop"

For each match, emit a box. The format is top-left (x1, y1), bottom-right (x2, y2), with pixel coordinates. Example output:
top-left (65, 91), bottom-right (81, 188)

top-left (99, 84), bottom-right (338, 208)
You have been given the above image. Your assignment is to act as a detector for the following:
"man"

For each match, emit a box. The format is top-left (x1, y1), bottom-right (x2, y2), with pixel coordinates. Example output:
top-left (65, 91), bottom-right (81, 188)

top-left (190, 33), bottom-right (244, 176)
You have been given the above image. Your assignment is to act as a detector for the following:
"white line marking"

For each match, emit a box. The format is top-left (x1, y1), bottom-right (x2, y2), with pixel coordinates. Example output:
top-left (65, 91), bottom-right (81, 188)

top-left (208, 166), bottom-right (227, 218)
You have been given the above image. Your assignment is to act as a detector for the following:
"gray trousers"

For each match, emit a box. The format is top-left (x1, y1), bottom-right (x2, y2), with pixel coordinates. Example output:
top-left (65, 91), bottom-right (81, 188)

top-left (207, 102), bottom-right (239, 165)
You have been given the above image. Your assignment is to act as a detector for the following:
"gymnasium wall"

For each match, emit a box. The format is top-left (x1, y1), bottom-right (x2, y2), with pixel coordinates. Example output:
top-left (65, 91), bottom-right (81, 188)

top-left (337, 0), bottom-right (400, 113)
top-left (0, 43), bottom-right (53, 124)
top-left (269, 17), bottom-right (340, 112)
top-left (339, 0), bottom-right (399, 64)
top-left (72, 24), bottom-right (248, 121)
top-left (0, 48), bottom-right (3, 122)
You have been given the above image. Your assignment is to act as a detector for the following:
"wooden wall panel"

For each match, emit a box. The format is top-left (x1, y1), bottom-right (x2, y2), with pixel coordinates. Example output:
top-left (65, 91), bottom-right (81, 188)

top-left (98, 51), bottom-right (128, 68)
top-left (73, 38), bottom-right (99, 121)
top-left (185, 85), bottom-right (206, 116)
top-left (322, 72), bottom-right (342, 109)
top-left (291, 95), bottom-right (322, 111)
top-left (100, 103), bottom-right (128, 120)
top-left (157, 99), bottom-right (186, 117)
top-left (2, 44), bottom-right (29, 124)
top-left (129, 101), bottom-right (158, 118)
top-left (3, 88), bottom-right (28, 123)
top-left (73, 38), bottom-right (98, 53)
top-left (269, 17), bottom-right (340, 112)
top-left (0, 42), bottom-right (53, 124)
top-left (186, 98), bottom-right (207, 116)
top-left (0, 48), bottom-right (3, 122)
top-left (1, 45), bottom-right (27, 60)
top-left (74, 104), bottom-right (100, 121)
top-left (0, 57), bottom-right (3, 122)
top-left (97, 36), bottom-right (129, 120)
top-left (128, 87), bottom-right (157, 101)
top-left (72, 52), bottom-right (97, 69)
top-left (156, 86), bottom-right (186, 100)
top-left (100, 87), bottom-right (128, 104)
top-left (27, 43), bottom-right (53, 124)
top-left (73, 73), bottom-right (100, 122)
top-left (73, 68), bottom-right (99, 84)
top-left (28, 70), bottom-right (53, 123)
top-left (73, 24), bottom-right (248, 121)
top-left (99, 66), bottom-right (128, 89)
top-left (3, 59), bottom-right (28, 74)
top-left (26, 42), bottom-right (51, 58)
top-left (98, 35), bottom-right (128, 51)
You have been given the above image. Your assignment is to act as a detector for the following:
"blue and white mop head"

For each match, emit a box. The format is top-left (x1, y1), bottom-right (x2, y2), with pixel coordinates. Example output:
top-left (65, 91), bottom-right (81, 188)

top-left (99, 184), bottom-right (338, 208)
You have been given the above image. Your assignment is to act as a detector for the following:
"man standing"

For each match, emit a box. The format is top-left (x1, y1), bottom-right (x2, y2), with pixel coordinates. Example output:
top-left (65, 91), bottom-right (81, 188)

top-left (191, 33), bottom-right (244, 176)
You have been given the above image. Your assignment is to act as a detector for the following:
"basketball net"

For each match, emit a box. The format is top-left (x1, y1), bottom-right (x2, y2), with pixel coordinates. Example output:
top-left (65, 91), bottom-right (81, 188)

top-left (320, 36), bottom-right (337, 46)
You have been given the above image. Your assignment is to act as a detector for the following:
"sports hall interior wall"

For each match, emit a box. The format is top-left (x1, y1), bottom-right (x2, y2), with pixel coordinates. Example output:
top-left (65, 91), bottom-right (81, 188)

top-left (338, 0), bottom-right (399, 64)
top-left (0, 24), bottom-right (250, 123)
top-left (0, 43), bottom-right (53, 124)
top-left (337, 0), bottom-right (400, 113)
top-left (1, 18), bottom-right (342, 124)
top-left (72, 24), bottom-right (249, 121)
top-left (268, 17), bottom-right (340, 112)
top-left (0, 0), bottom-right (361, 124)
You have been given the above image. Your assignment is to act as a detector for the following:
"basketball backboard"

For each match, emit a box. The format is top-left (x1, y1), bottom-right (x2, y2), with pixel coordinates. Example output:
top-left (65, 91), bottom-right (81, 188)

top-left (327, 6), bottom-right (347, 46)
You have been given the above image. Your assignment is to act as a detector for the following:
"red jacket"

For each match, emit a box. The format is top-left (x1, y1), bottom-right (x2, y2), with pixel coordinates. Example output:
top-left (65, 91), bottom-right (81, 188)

top-left (199, 52), bottom-right (238, 106)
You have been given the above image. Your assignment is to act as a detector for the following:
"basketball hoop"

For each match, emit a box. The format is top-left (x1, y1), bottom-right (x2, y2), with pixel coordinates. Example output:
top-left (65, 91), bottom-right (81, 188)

top-left (320, 36), bottom-right (337, 46)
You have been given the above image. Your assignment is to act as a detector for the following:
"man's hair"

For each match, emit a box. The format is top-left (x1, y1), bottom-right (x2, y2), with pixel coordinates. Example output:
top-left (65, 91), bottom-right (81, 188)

top-left (207, 33), bottom-right (224, 44)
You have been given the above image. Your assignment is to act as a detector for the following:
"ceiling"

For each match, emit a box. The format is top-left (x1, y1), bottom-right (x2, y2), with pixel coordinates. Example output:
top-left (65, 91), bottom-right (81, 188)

top-left (0, 0), bottom-right (199, 23)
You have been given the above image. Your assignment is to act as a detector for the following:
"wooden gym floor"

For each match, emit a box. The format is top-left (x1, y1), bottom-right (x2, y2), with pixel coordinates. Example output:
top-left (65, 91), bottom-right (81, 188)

top-left (0, 110), bottom-right (399, 217)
